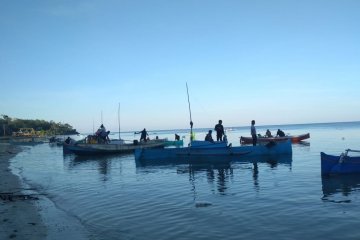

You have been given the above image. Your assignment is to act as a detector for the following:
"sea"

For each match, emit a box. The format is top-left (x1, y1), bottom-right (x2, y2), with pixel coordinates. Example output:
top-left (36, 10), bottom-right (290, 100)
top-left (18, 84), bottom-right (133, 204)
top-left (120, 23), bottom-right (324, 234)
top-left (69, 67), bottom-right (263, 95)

top-left (9, 121), bottom-right (360, 240)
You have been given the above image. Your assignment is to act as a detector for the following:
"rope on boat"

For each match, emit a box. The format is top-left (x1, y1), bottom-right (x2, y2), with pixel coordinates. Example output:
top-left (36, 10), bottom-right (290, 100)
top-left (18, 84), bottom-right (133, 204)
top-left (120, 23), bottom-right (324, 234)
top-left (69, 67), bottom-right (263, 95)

top-left (346, 149), bottom-right (360, 153)
top-left (339, 149), bottom-right (360, 163)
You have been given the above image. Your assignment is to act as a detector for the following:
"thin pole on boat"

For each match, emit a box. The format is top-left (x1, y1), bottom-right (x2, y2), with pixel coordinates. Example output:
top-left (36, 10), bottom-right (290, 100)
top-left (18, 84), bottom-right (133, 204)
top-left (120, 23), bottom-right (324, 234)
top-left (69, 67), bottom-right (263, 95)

top-left (101, 110), bottom-right (103, 124)
top-left (118, 103), bottom-right (121, 140)
top-left (186, 82), bottom-right (194, 140)
top-left (92, 118), bottom-right (94, 134)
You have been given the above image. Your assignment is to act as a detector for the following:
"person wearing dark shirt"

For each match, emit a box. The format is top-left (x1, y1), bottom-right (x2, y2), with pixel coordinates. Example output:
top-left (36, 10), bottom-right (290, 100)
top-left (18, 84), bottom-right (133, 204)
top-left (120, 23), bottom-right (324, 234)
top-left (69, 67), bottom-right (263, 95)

top-left (251, 120), bottom-right (257, 146)
top-left (265, 129), bottom-right (272, 137)
top-left (205, 130), bottom-right (214, 142)
top-left (136, 128), bottom-right (149, 142)
top-left (276, 129), bottom-right (285, 137)
top-left (214, 120), bottom-right (225, 141)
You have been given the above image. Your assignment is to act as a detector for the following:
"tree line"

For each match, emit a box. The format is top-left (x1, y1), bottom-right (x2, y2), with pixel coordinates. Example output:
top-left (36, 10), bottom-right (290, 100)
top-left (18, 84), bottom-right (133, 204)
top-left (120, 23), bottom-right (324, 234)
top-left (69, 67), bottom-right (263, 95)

top-left (0, 115), bottom-right (78, 136)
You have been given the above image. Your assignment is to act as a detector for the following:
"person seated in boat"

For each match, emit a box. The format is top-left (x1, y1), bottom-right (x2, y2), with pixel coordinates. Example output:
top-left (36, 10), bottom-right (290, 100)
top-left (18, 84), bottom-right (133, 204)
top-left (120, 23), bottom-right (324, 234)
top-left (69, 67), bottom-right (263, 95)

top-left (223, 134), bottom-right (228, 143)
top-left (276, 129), bottom-right (285, 137)
top-left (175, 134), bottom-right (180, 141)
top-left (265, 129), bottom-right (272, 137)
top-left (96, 124), bottom-right (110, 143)
top-left (64, 137), bottom-right (72, 144)
top-left (135, 128), bottom-right (149, 142)
top-left (205, 130), bottom-right (214, 142)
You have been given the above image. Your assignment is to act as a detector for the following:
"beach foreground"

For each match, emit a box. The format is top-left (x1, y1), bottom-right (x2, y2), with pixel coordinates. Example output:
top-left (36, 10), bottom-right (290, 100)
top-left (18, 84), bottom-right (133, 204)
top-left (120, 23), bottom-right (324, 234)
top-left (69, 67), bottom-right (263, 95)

top-left (0, 143), bottom-right (89, 240)
top-left (0, 143), bottom-right (47, 239)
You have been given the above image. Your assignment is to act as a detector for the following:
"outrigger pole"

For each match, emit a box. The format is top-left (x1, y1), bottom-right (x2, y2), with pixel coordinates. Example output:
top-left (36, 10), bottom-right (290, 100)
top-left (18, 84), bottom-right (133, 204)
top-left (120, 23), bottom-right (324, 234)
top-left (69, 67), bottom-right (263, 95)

top-left (186, 82), bottom-right (194, 141)
top-left (118, 103), bottom-right (121, 140)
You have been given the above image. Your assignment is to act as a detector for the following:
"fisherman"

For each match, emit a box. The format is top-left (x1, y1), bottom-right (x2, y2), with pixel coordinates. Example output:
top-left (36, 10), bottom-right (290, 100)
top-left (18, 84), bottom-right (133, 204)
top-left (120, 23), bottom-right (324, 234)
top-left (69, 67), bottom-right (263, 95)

top-left (276, 129), bottom-right (285, 137)
top-left (214, 120), bottom-right (225, 141)
top-left (265, 129), bottom-right (272, 137)
top-left (251, 120), bottom-right (257, 146)
top-left (205, 130), bottom-right (214, 142)
top-left (136, 128), bottom-right (149, 142)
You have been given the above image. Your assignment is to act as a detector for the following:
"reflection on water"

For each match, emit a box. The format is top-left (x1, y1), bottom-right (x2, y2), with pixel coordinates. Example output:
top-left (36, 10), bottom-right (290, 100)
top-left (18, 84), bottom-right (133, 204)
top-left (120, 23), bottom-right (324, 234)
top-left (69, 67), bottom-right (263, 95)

top-left (321, 174), bottom-right (360, 203)
top-left (177, 163), bottom-right (233, 195)
top-left (136, 154), bottom-right (293, 168)
top-left (63, 154), bottom-right (125, 181)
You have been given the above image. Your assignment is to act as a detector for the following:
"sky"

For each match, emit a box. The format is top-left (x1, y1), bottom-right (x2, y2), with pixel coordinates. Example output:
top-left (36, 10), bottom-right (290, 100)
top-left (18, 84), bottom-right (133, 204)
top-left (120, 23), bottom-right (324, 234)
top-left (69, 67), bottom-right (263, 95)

top-left (1, 0), bottom-right (359, 133)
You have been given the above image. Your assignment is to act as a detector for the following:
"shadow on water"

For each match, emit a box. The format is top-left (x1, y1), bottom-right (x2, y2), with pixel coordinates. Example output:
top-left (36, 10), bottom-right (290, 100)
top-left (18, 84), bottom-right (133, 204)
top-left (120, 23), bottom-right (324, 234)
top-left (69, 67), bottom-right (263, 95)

top-left (321, 174), bottom-right (360, 203)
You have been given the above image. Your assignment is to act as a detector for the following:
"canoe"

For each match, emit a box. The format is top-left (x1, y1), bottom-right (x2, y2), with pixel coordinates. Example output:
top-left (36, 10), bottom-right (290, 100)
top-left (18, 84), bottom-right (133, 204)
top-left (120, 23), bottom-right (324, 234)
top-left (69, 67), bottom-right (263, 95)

top-left (240, 133), bottom-right (310, 145)
top-left (63, 139), bottom-right (165, 155)
top-left (135, 139), bottom-right (292, 163)
top-left (321, 150), bottom-right (360, 175)
top-left (163, 139), bottom-right (184, 147)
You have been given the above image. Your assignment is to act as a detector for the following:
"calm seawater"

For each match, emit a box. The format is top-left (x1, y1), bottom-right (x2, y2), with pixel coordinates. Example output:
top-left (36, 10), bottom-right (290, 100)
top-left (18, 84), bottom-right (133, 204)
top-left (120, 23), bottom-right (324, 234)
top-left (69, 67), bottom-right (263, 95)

top-left (11, 122), bottom-right (360, 239)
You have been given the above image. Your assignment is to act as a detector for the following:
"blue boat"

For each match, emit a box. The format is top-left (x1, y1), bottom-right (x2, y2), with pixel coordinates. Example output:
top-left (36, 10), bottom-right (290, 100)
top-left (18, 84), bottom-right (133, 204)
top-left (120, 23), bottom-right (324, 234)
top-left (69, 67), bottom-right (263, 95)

top-left (321, 150), bottom-right (360, 175)
top-left (135, 140), bottom-right (292, 163)
top-left (63, 139), bottom-right (165, 155)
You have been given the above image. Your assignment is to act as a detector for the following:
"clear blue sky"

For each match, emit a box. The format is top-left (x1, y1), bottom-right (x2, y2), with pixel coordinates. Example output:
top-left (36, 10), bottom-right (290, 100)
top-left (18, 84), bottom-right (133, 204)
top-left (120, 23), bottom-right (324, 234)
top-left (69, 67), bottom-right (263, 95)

top-left (1, 0), bottom-right (359, 133)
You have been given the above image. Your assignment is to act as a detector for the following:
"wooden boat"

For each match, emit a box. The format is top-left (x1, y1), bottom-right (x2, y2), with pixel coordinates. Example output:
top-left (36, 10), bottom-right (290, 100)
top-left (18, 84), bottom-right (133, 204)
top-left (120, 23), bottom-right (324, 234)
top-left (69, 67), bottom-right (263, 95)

top-left (240, 133), bottom-right (310, 145)
top-left (321, 150), bottom-right (360, 175)
top-left (63, 139), bottom-right (166, 155)
top-left (135, 140), bottom-right (292, 163)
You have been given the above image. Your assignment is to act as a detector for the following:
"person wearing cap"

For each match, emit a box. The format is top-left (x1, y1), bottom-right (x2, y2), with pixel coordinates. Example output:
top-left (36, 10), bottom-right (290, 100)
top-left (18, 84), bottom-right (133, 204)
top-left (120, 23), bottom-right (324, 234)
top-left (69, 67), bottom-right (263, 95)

top-left (205, 130), bottom-right (214, 142)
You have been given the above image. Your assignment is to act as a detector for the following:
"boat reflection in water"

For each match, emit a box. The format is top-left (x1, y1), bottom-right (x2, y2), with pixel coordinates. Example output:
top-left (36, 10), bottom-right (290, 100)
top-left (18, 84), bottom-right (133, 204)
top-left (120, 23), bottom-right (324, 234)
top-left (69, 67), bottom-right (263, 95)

top-left (63, 154), bottom-right (127, 181)
top-left (136, 154), bottom-right (292, 195)
top-left (135, 153), bottom-right (292, 168)
top-left (321, 174), bottom-right (360, 203)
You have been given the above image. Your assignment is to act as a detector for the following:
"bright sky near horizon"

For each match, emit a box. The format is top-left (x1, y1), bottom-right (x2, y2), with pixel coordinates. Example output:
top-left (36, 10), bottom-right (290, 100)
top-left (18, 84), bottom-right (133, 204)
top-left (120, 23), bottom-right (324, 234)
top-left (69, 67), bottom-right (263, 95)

top-left (1, 0), bottom-right (359, 133)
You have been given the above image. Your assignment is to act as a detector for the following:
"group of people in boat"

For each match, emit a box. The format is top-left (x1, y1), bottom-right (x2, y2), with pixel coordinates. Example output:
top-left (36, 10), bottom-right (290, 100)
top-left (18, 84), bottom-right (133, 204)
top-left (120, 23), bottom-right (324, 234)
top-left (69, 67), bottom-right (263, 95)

top-left (203, 119), bottom-right (287, 147)
top-left (204, 119), bottom-right (227, 143)
top-left (250, 120), bottom-right (286, 146)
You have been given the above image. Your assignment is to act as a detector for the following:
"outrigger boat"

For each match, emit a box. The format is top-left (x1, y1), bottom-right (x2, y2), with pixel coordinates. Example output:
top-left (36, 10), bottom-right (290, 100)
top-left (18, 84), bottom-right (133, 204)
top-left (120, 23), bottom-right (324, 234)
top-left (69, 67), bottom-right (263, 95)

top-left (63, 137), bottom-right (166, 155)
top-left (135, 139), bottom-right (292, 163)
top-left (321, 149), bottom-right (360, 175)
top-left (240, 133), bottom-right (310, 145)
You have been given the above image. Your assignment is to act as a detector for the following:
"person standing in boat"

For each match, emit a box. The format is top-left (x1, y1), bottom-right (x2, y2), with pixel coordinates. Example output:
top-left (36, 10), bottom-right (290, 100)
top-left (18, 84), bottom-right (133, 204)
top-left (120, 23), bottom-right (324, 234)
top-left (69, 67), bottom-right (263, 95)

top-left (205, 130), bottom-right (214, 142)
top-left (214, 120), bottom-right (225, 141)
top-left (276, 129), bottom-right (285, 137)
top-left (251, 120), bottom-right (257, 146)
top-left (136, 128), bottom-right (149, 142)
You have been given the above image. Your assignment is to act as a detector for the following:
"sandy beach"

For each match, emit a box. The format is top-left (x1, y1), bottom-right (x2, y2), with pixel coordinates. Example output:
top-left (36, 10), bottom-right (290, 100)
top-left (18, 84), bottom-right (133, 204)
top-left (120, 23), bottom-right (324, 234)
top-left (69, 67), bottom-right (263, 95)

top-left (0, 143), bottom-right (90, 240)
top-left (0, 143), bottom-right (47, 239)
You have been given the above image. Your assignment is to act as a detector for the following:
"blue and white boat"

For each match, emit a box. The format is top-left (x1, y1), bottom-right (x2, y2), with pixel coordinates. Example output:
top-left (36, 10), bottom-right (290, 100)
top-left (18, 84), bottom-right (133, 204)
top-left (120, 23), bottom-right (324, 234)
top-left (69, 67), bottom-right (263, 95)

top-left (135, 140), bottom-right (292, 163)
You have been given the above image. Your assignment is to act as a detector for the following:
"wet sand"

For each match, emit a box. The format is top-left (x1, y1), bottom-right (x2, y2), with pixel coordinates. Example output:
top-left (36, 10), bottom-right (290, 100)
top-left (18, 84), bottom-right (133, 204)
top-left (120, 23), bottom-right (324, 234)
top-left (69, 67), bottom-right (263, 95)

top-left (0, 143), bottom-right (47, 239)
top-left (0, 143), bottom-right (90, 240)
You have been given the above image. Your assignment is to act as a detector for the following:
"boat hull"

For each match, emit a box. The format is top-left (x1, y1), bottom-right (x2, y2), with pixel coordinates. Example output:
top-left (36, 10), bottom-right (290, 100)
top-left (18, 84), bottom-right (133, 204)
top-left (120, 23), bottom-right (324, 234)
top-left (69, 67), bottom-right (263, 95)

top-left (135, 140), bottom-right (292, 164)
top-left (321, 152), bottom-right (360, 175)
top-left (240, 133), bottom-right (310, 145)
top-left (63, 140), bottom-right (165, 155)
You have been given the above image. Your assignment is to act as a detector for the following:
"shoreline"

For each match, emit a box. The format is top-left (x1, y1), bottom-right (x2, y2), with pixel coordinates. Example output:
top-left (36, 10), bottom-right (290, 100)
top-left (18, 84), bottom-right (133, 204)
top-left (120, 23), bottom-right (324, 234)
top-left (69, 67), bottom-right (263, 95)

top-left (0, 143), bottom-right (47, 239)
top-left (0, 143), bottom-right (91, 240)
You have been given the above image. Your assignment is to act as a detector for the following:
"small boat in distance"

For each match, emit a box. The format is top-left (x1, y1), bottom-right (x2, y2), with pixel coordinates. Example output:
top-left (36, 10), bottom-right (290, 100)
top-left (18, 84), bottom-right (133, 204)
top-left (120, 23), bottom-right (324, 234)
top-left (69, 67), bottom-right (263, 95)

top-left (321, 149), bottom-right (360, 175)
top-left (240, 133), bottom-right (310, 145)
